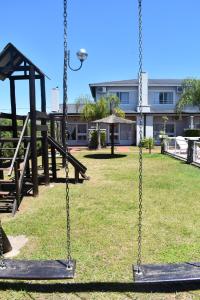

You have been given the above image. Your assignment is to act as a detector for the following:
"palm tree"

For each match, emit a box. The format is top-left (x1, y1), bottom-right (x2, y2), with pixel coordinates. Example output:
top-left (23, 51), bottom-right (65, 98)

top-left (176, 79), bottom-right (200, 115)
top-left (76, 94), bottom-right (124, 148)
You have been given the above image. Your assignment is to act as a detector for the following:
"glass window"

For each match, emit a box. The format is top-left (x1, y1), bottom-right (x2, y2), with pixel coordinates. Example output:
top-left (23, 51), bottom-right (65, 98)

top-left (77, 124), bottom-right (87, 141)
top-left (109, 124), bottom-right (119, 142)
top-left (120, 124), bottom-right (132, 140)
top-left (77, 124), bottom-right (87, 134)
top-left (159, 92), bottom-right (173, 104)
top-left (116, 92), bottom-right (129, 104)
top-left (68, 124), bottom-right (76, 140)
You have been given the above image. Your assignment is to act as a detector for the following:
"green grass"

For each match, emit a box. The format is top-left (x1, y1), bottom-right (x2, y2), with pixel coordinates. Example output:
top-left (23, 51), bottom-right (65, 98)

top-left (1, 146), bottom-right (200, 299)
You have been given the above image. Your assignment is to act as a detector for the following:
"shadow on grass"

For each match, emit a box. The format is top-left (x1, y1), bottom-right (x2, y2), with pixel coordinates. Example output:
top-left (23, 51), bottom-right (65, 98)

top-left (0, 281), bottom-right (200, 294)
top-left (84, 154), bottom-right (127, 159)
top-left (50, 178), bottom-right (84, 184)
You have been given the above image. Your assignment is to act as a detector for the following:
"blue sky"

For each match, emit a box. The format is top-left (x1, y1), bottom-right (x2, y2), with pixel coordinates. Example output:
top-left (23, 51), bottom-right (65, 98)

top-left (0, 0), bottom-right (200, 114)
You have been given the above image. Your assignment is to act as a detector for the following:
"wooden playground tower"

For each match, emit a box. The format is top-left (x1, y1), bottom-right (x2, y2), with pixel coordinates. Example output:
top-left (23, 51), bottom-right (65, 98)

top-left (0, 43), bottom-right (88, 215)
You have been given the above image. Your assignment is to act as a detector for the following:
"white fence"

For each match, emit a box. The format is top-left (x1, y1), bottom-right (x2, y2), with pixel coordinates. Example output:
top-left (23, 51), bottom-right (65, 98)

top-left (194, 141), bottom-right (200, 164)
top-left (165, 137), bottom-right (200, 165)
top-left (165, 137), bottom-right (188, 160)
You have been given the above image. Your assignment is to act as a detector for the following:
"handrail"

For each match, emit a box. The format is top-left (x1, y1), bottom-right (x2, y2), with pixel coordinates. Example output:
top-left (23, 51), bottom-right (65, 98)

top-left (8, 113), bottom-right (30, 177)
top-left (18, 142), bottom-right (31, 197)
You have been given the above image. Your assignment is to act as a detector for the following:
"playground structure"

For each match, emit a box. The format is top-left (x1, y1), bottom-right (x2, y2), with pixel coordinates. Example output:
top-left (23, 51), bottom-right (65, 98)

top-left (0, 43), bottom-right (88, 215)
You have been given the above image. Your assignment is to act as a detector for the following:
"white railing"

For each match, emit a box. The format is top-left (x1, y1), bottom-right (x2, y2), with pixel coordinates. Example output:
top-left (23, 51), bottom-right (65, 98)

top-left (165, 137), bottom-right (188, 159)
top-left (193, 141), bottom-right (200, 164)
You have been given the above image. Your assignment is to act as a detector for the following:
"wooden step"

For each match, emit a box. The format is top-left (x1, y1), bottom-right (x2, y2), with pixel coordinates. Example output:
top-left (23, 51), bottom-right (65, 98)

top-left (0, 191), bottom-right (10, 196)
top-left (0, 157), bottom-right (23, 160)
top-left (0, 180), bottom-right (13, 183)
top-left (0, 137), bottom-right (30, 142)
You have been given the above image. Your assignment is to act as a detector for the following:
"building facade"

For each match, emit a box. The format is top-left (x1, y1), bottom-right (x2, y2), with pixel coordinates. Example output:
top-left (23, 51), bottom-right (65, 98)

top-left (60, 73), bottom-right (200, 146)
top-left (89, 73), bottom-right (200, 145)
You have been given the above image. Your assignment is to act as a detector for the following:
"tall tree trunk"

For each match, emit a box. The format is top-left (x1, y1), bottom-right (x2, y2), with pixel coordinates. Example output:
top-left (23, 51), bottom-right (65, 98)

top-left (97, 123), bottom-right (101, 149)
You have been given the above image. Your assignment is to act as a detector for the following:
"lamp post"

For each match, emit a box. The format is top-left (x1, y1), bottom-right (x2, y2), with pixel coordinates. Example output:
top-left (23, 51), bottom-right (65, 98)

top-left (67, 48), bottom-right (88, 71)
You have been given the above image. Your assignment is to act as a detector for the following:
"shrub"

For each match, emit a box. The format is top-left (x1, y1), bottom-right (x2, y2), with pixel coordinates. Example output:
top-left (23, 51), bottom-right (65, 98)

top-left (184, 129), bottom-right (200, 137)
top-left (140, 137), bottom-right (154, 154)
top-left (89, 130), bottom-right (106, 149)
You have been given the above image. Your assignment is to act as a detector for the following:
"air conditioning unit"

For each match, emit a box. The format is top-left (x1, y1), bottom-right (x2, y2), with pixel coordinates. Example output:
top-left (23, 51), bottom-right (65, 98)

top-left (97, 86), bottom-right (107, 93)
top-left (177, 86), bottom-right (183, 94)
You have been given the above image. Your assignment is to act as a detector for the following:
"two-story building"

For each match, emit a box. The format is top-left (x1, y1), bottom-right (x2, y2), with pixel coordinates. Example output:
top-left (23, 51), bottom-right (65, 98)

top-left (89, 72), bottom-right (200, 145)
top-left (60, 72), bottom-right (200, 146)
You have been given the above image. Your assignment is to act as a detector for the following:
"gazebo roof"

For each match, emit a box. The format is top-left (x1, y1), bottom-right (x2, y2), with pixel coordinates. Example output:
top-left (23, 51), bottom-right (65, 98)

top-left (0, 43), bottom-right (47, 81)
top-left (93, 114), bottom-right (135, 124)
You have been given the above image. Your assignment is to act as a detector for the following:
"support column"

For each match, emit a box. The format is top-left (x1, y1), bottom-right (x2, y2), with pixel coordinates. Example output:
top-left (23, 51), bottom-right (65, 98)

top-left (50, 116), bottom-right (57, 180)
top-left (40, 76), bottom-right (49, 186)
top-left (29, 66), bottom-right (38, 196)
top-left (111, 123), bottom-right (114, 155)
top-left (10, 78), bottom-right (17, 138)
top-left (187, 140), bottom-right (194, 164)
top-left (145, 115), bottom-right (154, 139)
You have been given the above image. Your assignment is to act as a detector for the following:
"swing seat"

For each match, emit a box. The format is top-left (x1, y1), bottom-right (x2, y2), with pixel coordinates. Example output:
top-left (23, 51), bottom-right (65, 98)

top-left (133, 262), bottom-right (200, 283)
top-left (0, 259), bottom-right (76, 280)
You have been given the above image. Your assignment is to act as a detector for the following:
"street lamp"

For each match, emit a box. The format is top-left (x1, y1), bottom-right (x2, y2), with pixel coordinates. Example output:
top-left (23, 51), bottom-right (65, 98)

top-left (67, 48), bottom-right (88, 71)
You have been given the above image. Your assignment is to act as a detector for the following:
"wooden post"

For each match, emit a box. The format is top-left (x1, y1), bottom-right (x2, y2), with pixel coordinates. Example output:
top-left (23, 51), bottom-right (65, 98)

top-left (111, 123), bottom-right (114, 155)
top-left (29, 66), bottom-right (38, 196)
top-left (75, 168), bottom-right (79, 184)
top-left (10, 78), bottom-right (17, 138)
top-left (40, 76), bottom-right (49, 186)
top-left (50, 116), bottom-right (57, 180)
top-left (23, 117), bottom-right (30, 178)
top-left (187, 140), bottom-right (194, 164)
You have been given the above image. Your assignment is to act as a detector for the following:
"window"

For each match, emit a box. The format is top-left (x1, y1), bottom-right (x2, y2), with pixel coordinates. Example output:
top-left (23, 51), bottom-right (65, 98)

top-left (153, 92), bottom-right (173, 105)
top-left (154, 123), bottom-right (175, 139)
top-left (116, 92), bottom-right (129, 104)
top-left (120, 124), bottom-right (132, 140)
top-left (109, 124), bottom-right (119, 142)
top-left (68, 124), bottom-right (76, 140)
top-left (68, 124), bottom-right (87, 141)
top-left (77, 124), bottom-right (87, 141)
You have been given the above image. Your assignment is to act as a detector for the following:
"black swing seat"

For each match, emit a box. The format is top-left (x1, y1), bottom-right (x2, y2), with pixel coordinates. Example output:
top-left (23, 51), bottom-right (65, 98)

top-left (133, 262), bottom-right (200, 284)
top-left (0, 259), bottom-right (76, 280)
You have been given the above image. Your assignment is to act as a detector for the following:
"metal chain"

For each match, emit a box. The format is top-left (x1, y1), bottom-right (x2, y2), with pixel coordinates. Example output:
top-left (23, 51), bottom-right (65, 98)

top-left (137, 0), bottom-right (143, 273)
top-left (0, 221), bottom-right (6, 270)
top-left (63, 0), bottom-right (72, 266)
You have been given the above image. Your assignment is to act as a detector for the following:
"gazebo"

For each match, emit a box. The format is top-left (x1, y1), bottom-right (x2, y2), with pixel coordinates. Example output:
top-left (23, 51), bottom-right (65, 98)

top-left (93, 114), bottom-right (135, 155)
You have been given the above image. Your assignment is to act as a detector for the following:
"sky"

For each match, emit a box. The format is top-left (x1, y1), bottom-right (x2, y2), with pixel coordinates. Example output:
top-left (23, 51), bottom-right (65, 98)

top-left (0, 0), bottom-right (200, 114)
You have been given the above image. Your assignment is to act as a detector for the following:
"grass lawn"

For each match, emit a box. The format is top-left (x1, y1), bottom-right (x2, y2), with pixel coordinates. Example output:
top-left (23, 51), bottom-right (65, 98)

top-left (1, 146), bottom-right (200, 299)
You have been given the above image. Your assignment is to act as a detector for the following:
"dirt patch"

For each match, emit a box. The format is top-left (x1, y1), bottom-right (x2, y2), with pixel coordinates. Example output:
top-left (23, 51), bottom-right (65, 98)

top-left (4, 235), bottom-right (28, 258)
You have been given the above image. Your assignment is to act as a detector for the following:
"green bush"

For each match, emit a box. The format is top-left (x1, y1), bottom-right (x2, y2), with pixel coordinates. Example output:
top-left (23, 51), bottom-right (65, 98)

top-left (140, 137), bottom-right (154, 154)
top-left (184, 129), bottom-right (200, 137)
top-left (89, 130), bottom-right (106, 149)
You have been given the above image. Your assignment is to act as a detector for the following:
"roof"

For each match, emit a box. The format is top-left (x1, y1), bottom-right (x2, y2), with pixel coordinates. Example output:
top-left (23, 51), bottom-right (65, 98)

top-left (92, 114), bottom-right (135, 124)
top-left (89, 79), bottom-right (183, 97)
top-left (0, 43), bottom-right (47, 81)
top-left (59, 103), bottom-right (85, 114)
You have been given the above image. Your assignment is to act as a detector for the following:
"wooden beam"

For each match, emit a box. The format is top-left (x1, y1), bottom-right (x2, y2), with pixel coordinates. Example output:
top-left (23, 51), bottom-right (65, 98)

top-left (9, 75), bottom-right (43, 80)
top-left (36, 125), bottom-right (48, 132)
top-left (9, 78), bottom-right (17, 139)
top-left (40, 76), bottom-right (49, 186)
top-left (29, 66), bottom-right (38, 196)
top-left (50, 116), bottom-right (57, 180)
top-left (0, 126), bottom-right (23, 131)
top-left (0, 112), bottom-right (25, 120)
top-left (36, 111), bottom-right (49, 120)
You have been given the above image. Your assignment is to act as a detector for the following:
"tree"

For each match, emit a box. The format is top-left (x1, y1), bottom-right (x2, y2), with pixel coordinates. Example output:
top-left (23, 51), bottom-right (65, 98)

top-left (176, 79), bottom-right (200, 116)
top-left (161, 115), bottom-right (168, 134)
top-left (76, 94), bottom-right (125, 148)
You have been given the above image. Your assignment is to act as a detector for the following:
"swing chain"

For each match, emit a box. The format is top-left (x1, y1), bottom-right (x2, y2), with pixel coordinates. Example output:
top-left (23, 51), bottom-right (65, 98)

top-left (0, 221), bottom-right (6, 270)
top-left (137, 0), bottom-right (143, 273)
top-left (63, 0), bottom-right (72, 264)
